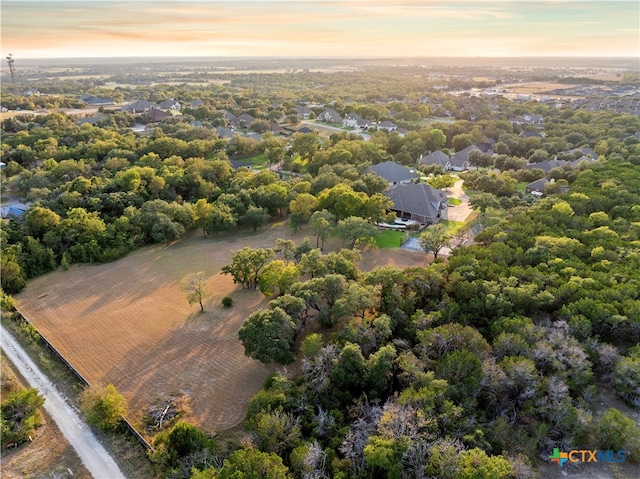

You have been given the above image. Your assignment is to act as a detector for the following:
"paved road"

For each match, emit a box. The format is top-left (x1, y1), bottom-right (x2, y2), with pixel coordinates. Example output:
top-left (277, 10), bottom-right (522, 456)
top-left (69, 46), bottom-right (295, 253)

top-left (1, 324), bottom-right (126, 479)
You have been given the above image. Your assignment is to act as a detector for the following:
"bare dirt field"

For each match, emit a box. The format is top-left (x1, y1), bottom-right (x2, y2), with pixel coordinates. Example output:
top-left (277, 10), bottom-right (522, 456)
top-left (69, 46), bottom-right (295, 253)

top-left (15, 223), bottom-right (427, 434)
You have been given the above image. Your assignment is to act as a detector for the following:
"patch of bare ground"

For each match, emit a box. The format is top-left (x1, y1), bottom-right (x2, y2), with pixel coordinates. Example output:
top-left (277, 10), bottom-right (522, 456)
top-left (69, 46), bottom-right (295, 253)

top-left (15, 223), bottom-right (427, 435)
top-left (1, 354), bottom-right (91, 479)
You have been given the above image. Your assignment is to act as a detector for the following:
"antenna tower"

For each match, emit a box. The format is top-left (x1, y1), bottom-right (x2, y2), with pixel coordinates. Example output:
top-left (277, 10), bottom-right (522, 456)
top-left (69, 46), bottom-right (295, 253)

top-left (6, 54), bottom-right (17, 94)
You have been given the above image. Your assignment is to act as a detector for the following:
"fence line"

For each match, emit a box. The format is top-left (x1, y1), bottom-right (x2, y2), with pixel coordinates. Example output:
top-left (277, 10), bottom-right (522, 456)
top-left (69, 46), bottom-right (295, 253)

top-left (12, 309), bottom-right (154, 451)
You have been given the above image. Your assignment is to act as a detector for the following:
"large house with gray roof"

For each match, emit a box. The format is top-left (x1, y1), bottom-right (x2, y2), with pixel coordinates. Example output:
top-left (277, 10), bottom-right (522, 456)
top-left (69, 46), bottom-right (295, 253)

top-left (369, 161), bottom-right (418, 185)
top-left (419, 150), bottom-right (451, 169)
top-left (383, 183), bottom-right (448, 224)
top-left (317, 109), bottom-right (343, 123)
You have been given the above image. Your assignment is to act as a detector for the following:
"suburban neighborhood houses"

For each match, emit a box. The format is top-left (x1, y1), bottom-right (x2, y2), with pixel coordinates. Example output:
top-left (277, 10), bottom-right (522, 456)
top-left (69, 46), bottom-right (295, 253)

top-left (2, 56), bottom-right (640, 479)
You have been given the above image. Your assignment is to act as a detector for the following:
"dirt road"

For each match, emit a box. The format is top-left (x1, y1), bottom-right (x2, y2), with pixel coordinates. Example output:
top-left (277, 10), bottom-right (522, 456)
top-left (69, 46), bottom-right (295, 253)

top-left (0, 324), bottom-right (126, 479)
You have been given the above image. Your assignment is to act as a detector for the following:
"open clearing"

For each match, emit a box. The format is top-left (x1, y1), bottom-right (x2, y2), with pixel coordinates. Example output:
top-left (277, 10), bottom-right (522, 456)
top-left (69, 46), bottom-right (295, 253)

top-left (15, 223), bottom-right (426, 433)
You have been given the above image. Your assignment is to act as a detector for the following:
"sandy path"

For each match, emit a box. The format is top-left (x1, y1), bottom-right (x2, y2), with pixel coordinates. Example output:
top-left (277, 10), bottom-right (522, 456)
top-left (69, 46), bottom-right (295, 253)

top-left (1, 324), bottom-right (126, 479)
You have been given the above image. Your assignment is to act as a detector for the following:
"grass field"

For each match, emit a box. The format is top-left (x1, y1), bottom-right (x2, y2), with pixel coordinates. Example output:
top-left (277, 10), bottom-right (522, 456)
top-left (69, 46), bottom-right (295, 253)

top-left (15, 224), bottom-right (427, 434)
top-left (448, 197), bottom-right (462, 206)
top-left (374, 230), bottom-right (407, 249)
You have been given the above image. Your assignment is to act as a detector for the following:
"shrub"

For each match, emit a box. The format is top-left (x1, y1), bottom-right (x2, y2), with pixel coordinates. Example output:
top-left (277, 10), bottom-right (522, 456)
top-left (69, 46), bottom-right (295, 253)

top-left (595, 408), bottom-right (640, 463)
top-left (1, 387), bottom-right (45, 444)
top-left (221, 296), bottom-right (233, 308)
top-left (0, 293), bottom-right (17, 312)
top-left (80, 384), bottom-right (128, 431)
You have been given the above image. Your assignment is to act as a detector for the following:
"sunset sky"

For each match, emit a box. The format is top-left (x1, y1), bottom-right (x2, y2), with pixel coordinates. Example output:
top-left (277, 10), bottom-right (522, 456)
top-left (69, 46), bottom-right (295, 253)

top-left (2, 1), bottom-right (638, 59)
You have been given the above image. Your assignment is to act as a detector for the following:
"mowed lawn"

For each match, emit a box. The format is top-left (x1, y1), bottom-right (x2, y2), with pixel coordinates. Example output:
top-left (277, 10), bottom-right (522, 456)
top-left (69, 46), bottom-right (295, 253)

top-left (15, 223), bottom-right (427, 433)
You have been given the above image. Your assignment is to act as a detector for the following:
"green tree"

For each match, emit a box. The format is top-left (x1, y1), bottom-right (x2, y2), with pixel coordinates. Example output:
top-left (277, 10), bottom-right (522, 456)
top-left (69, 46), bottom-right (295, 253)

top-left (308, 209), bottom-right (334, 250)
top-left (222, 247), bottom-right (275, 289)
top-left (289, 193), bottom-right (318, 223)
top-left (419, 223), bottom-right (451, 259)
top-left (217, 448), bottom-right (290, 479)
top-left (241, 205), bottom-right (270, 232)
top-left (469, 192), bottom-right (500, 218)
top-left (614, 352), bottom-right (640, 408)
top-left (238, 307), bottom-right (297, 364)
top-left (25, 206), bottom-right (61, 239)
top-left (595, 408), bottom-right (640, 463)
top-left (258, 260), bottom-right (300, 297)
top-left (164, 421), bottom-right (210, 467)
top-left (205, 203), bottom-right (237, 235)
top-left (458, 449), bottom-right (513, 479)
top-left (180, 271), bottom-right (209, 312)
top-left (335, 216), bottom-right (378, 249)
top-left (79, 384), bottom-right (127, 431)
top-left (1, 387), bottom-right (45, 444)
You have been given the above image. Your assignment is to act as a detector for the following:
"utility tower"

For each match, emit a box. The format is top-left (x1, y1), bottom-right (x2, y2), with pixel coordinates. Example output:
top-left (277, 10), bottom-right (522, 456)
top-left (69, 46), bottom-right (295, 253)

top-left (6, 53), bottom-right (17, 94)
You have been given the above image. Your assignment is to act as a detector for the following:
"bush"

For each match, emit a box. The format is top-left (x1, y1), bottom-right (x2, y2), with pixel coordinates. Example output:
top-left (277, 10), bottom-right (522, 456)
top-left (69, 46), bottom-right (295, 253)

top-left (221, 296), bottom-right (233, 308)
top-left (1, 387), bottom-right (45, 444)
top-left (300, 333), bottom-right (323, 358)
top-left (80, 384), bottom-right (128, 431)
top-left (0, 293), bottom-right (17, 312)
top-left (595, 408), bottom-right (640, 463)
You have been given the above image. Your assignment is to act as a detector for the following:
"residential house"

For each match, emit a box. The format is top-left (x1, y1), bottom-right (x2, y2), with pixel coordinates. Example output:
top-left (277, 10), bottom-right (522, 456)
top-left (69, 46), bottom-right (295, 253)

top-left (525, 158), bottom-right (575, 173)
top-left (121, 100), bottom-right (156, 114)
top-left (222, 110), bottom-right (237, 124)
top-left (419, 150), bottom-right (451, 169)
top-left (76, 116), bottom-right (103, 126)
top-left (269, 122), bottom-right (286, 135)
top-left (525, 177), bottom-right (549, 195)
top-left (295, 106), bottom-right (313, 119)
top-left (317, 109), bottom-right (342, 123)
top-left (236, 113), bottom-right (256, 128)
top-left (369, 161), bottom-right (418, 185)
top-left (230, 159), bottom-right (251, 169)
top-left (395, 128), bottom-right (409, 137)
top-left (343, 112), bottom-right (371, 129)
top-left (511, 114), bottom-right (544, 126)
top-left (191, 99), bottom-right (205, 108)
top-left (157, 99), bottom-right (181, 110)
top-left (216, 126), bottom-right (238, 139)
top-left (1, 202), bottom-right (29, 219)
top-left (449, 145), bottom-right (479, 171)
top-left (297, 126), bottom-right (314, 134)
top-left (145, 109), bottom-right (171, 122)
top-left (377, 120), bottom-right (398, 132)
top-left (81, 94), bottom-right (114, 106)
top-left (384, 183), bottom-right (448, 224)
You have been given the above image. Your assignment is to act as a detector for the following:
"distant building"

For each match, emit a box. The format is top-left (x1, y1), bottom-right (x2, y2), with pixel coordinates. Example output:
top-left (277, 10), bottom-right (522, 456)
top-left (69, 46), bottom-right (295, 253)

top-left (121, 100), bottom-right (157, 114)
top-left (317, 109), bottom-right (343, 123)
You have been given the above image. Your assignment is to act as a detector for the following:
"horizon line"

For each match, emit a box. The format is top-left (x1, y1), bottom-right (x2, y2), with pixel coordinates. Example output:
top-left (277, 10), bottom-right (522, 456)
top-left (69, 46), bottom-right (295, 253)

top-left (7, 54), bottom-right (639, 61)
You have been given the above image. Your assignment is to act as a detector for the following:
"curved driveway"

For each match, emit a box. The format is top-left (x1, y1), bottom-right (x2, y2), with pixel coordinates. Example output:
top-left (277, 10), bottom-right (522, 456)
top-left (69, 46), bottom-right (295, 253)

top-left (1, 324), bottom-right (126, 479)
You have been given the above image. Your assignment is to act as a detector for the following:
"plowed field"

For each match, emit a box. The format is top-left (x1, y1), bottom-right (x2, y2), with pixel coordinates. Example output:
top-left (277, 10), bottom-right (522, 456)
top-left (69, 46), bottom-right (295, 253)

top-left (15, 224), bottom-right (427, 432)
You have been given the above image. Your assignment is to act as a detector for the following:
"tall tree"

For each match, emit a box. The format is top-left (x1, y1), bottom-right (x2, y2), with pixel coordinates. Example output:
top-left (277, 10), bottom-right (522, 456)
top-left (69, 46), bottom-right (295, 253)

top-left (180, 271), bottom-right (209, 312)
top-left (335, 216), bottom-right (378, 249)
top-left (221, 247), bottom-right (275, 289)
top-left (239, 307), bottom-right (297, 364)
top-left (419, 223), bottom-right (451, 260)
top-left (308, 209), bottom-right (334, 250)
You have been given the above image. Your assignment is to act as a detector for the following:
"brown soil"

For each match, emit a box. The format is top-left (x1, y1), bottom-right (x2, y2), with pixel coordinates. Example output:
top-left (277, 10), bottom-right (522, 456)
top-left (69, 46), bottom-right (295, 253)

top-left (15, 223), bottom-right (426, 434)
